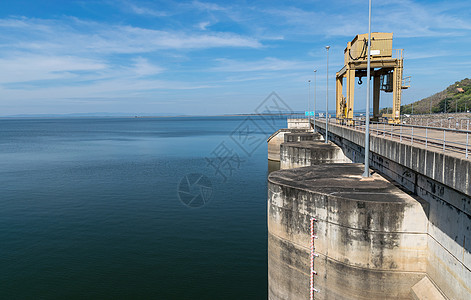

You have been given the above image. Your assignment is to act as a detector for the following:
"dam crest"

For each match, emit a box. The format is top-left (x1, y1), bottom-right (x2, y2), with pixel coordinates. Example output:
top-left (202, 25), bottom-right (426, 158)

top-left (267, 119), bottom-right (470, 300)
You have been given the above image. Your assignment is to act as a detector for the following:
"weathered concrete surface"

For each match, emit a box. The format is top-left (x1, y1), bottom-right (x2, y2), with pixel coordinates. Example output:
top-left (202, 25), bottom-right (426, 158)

top-left (268, 132), bottom-right (323, 171)
top-left (411, 277), bottom-right (446, 300)
top-left (268, 129), bottom-right (287, 161)
top-left (280, 141), bottom-right (350, 169)
top-left (315, 121), bottom-right (471, 299)
top-left (268, 164), bottom-right (429, 300)
top-left (287, 118), bottom-right (310, 129)
top-left (284, 132), bottom-right (323, 143)
top-left (267, 129), bottom-right (311, 161)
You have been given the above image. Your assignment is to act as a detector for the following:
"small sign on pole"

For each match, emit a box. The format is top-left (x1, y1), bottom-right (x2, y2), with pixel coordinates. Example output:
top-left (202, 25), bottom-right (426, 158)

top-left (310, 217), bottom-right (319, 299)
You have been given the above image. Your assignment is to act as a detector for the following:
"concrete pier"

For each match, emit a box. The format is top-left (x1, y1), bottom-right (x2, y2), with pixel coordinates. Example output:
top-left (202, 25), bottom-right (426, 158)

top-left (267, 119), bottom-right (323, 162)
top-left (280, 141), bottom-right (349, 169)
top-left (267, 129), bottom-right (309, 162)
top-left (284, 132), bottom-right (322, 143)
top-left (287, 118), bottom-right (311, 130)
top-left (268, 164), bottom-right (431, 300)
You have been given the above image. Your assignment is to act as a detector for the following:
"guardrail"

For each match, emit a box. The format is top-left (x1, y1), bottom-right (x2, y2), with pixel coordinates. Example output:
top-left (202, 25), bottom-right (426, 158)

top-left (314, 117), bottom-right (470, 159)
top-left (286, 114), bottom-right (310, 119)
top-left (402, 115), bottom-right (471, 130)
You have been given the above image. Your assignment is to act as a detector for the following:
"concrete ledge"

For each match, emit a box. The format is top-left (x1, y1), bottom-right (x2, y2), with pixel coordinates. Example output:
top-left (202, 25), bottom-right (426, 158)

top-left (284, 132), bottom-right (323, 143)
top-left (280, 141), bottom-right (349, 169)
top-left (411, 277), bottom-right (447, 300)
top-left (267, 128), bottom-right (309, 161)
top-left (288, 118), bottom-right (310, 129)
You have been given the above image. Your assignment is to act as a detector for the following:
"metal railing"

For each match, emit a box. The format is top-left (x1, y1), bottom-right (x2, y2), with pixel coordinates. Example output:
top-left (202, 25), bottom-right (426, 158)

top-left (402, 76), bottom-right (411, 88)
top-left (402, 115), bottom-right (471, 130)
top-left (314, 117), bottom-right (470, 159)
top-left (286, 113), bottom-right (310, 119)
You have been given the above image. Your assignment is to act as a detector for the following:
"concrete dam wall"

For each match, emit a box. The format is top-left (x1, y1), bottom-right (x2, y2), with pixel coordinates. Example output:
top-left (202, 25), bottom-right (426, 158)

top-left (315, 121), bottom-right (471, 300)
top-left (267, 120), bottom-right (470, 299)
top-left (280, 141), bottom-right (350, 169)
top-left (267, 118), bottom-right (324, 162)
top-left (268, 164), bottom-right (429, 299)
top-left (267, 129), bottom-right (318, 162)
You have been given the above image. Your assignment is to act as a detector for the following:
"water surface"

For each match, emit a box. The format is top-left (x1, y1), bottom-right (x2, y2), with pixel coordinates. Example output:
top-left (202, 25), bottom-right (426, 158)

top-left (0, 116), bottom-right (286, 299)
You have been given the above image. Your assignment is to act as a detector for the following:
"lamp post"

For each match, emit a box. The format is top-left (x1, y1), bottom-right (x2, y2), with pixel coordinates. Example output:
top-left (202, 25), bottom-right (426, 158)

top-left (363, 0), bottom-right (372, 177)
top-left (314, 69), bottom-right (317, 132)
top-left (308, 80), bottom-right (311, 127)
top-left (325, 46), bottom-right (330, 144)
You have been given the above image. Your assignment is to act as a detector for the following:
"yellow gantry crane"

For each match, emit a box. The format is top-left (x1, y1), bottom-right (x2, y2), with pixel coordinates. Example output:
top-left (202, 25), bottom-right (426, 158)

top-left (335, 32), bottom-right (410, 124)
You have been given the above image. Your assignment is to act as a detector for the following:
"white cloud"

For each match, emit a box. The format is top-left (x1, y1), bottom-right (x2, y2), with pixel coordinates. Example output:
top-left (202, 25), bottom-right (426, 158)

top-left (0, 75), bottom-right (217, 103)
top-left (211, 57), bottom-right (315, 73)
top-left (260, 1), bottom-right (471, 38)
top-left (0, 55), bottom-right (107, 84)
top-left (372, 0), bottom-right (471, 38)
top-left (192, 1), bottom-right (227, 12)
top-left (126, 3), bottom-right (168, 17)
top-left (130, 57), bottom-right (164, 76)
top-left (0, 17), bottom-right (262, 56)
top-left (404, 50), bottom-right (450, 60)
top-left (198, 21), bottom-right (211, 30)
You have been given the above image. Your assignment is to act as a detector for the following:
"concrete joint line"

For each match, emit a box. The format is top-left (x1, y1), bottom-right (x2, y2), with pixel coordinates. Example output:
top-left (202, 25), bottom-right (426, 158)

top-left (275, 207), bottom-right (428, 234)
top-left (270, 231), bottom-right (310, 252)
top-left (272, 229), bottom-right (428, 275)
top-left (428, 234), bottom-right (471, 272)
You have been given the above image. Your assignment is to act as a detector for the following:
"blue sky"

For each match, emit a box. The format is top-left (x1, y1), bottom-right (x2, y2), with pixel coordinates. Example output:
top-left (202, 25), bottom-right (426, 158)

top-left (0, 0), bottom-right (470, 116)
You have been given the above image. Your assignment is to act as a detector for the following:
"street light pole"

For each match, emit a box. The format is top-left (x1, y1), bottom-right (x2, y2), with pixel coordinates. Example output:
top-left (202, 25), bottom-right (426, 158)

top-left (314, 70), bottom-right (317, 132)
top-left (363, 0), bottom-right (372, 177)
top-left (308, 80), bottom-right (311, 127)
top-left (325, 46), bottom-right (330, 144)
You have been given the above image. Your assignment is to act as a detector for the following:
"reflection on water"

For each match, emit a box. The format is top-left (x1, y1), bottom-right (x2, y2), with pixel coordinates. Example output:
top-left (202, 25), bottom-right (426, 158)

top-left (268, 160), bottom-right (281, 174)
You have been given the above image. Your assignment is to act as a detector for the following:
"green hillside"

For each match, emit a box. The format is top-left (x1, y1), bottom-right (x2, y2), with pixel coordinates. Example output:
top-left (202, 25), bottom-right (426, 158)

top-left (381, 78), bottom-right (471, 115)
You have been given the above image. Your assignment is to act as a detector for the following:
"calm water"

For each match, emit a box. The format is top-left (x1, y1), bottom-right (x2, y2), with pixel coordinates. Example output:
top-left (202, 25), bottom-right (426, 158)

top-left (0, 116), bottom-right (286, 299)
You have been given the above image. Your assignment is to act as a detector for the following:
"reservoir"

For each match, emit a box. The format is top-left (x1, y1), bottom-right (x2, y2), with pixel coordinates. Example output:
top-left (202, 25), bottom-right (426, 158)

top-left (0, 116), bottom-right (285, 299)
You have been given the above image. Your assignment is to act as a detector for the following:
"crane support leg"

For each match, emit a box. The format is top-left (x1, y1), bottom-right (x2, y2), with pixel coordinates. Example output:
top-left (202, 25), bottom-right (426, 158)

top-left (346, 69), bottom-right (355, 122)
top-left (336, 75), bottom-right (344, 122)
top-left (392, 65), bottom-right (403, 123)
top-left (373, 74), bottom-right (380, 120)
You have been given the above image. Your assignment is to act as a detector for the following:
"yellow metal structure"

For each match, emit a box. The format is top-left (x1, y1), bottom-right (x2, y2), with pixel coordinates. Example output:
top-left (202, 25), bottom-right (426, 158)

top-left (335, 32), bottom-right (409, 124)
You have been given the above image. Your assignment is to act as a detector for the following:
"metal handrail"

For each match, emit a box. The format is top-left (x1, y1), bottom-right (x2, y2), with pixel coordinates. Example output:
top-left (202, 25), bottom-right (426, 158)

top-left (400, 114), bottom-right (471, 129)
top-left (402, 76), bottom-right (411, 88)
top-left (312, 117), bottom-right (470, 159)
top-left (369, 121), bottom-right (471, 135)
